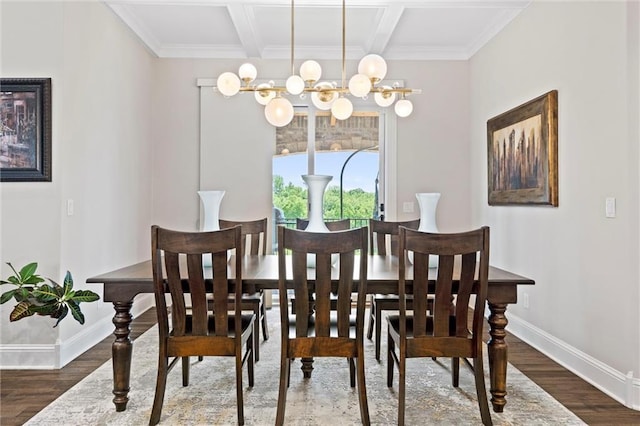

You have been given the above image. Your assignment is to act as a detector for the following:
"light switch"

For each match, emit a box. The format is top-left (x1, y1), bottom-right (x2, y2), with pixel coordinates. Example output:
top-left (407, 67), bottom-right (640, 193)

top-left (605, 197), bottom-right (616, 218)
top-left (403, 202), bottom-right (414, 213)
top-left (67, 199), bottom-right (74, 216)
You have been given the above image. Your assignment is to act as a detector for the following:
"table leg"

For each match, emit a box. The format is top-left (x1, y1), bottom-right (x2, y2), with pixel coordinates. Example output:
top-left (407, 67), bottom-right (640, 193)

top-left (487, 302), bottom-right (508, 413)
top-left (112, 301), bottom-right (133, 412)
top-left (301, 357), bottom-right (314, 378)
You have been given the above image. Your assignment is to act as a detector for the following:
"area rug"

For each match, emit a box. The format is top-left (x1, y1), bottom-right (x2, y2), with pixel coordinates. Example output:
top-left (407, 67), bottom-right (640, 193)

top-left (26, 309), bottom-right (584, 425)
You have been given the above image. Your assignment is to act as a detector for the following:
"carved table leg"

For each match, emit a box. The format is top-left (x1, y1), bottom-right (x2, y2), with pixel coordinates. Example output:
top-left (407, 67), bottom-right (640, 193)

top-left (487, 302), bottom-right (508, 413)
top-left (112, 301), bottom-right (133, 412)
top-left (301, 357), bottom-right (314, 378)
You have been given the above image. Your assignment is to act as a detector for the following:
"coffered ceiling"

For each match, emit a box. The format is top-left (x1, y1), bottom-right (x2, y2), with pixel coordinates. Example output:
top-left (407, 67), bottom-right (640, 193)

top-left (103, 0), bottom-right (530, 60)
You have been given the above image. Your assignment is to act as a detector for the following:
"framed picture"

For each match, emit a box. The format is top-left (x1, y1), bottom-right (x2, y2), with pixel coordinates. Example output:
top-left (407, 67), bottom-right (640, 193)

top-left (0, 78), bottom-right (52, 182)
top-left (487, 90), bottom-right (558, 206)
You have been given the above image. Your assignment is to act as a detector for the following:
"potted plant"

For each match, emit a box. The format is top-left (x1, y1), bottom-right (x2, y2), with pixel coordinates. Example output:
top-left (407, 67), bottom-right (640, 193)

top-left (0, 262), bottom-right (100, 327)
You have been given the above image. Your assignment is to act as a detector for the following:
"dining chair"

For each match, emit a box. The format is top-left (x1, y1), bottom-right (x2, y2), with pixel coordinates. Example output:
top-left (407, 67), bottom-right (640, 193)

top-left (367, 218), bottom-right (421, 361)
top-left (276, 226), bottom-right (370, 426)
top-left (387, 226), bottom-right (492, 426)
top-left (219, 218), bottom-right (269, 362)
top-left (295, 217), bottom-right (351, 231)
top-left (150, 225), bottom-right (255, 426)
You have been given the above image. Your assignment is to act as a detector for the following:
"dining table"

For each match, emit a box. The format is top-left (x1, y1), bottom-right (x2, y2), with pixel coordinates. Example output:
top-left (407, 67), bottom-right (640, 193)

top-left (87, 254), bottom-right (534, 414)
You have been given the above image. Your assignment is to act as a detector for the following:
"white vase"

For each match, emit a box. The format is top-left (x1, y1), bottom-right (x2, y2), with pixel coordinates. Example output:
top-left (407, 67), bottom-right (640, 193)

top-left (198, 190), bottom-right (225, 265)
top-left (301, 175), bottom-right (336, 267)
top-left (302, 175), bottom-right (331, 232)
top-left (411, 192), bottom-right (440, 268)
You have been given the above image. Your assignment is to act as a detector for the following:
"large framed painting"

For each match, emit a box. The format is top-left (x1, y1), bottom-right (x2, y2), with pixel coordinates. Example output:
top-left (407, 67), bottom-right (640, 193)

top-left (487, 90), bottom-right (558, 206)
top-left (0, 78), bottom-right (52, 182)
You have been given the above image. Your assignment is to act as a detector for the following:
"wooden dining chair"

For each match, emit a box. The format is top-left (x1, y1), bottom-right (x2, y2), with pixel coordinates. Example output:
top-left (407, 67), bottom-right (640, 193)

top-left (219, 218), bottom-right (269, 362)
top-left (296, 217), bottom-right (351, 231)
top-left (367, 218), bottom-right (420, 361)
top-left (276, 226), bottom-right (370, 426)
top-left (387, 226), bottom-right (492, 426)
top-left (150, 225), bottom-right (255, 426)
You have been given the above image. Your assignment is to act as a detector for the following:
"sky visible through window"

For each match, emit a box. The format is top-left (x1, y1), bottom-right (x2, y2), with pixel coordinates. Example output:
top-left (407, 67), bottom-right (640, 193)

top-left (273, 151), bottom-right (379, 193)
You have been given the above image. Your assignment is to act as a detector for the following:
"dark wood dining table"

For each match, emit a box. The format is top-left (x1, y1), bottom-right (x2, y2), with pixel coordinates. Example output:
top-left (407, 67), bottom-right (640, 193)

top-left (87, 254), bottom-right (534, 414)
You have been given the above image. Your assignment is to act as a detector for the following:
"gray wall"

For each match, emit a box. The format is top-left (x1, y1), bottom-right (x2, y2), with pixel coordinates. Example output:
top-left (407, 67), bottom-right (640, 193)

top-left (470, 1), bottom-right (639, 408)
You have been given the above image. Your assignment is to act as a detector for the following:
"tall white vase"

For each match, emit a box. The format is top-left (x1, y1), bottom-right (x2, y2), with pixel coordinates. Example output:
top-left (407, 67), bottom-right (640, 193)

top-left (413, 192), bottom-right (440, 268)
top-left (302, 175), bottom-right (331, 232)
top-left (198, 190), bottom-right (225, 265)
top-left (301, 175), bottom-right (335, 267)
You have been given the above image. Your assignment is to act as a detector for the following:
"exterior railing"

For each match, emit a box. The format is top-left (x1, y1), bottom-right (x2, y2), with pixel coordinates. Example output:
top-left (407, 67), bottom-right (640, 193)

top-left (278, 218), bottom-right (369, 229)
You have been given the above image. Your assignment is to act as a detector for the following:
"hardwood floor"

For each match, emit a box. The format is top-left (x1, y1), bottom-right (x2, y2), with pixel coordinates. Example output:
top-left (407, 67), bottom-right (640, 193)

top-left (2, 308), bottom-right (639, 425)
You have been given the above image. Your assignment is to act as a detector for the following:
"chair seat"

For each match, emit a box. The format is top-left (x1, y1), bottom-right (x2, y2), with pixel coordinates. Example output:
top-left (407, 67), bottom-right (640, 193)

top-left (387, 314), bottom-right (461, 337)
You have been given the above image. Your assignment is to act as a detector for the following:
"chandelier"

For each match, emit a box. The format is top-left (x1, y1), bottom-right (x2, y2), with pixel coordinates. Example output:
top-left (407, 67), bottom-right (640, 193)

top-left (214, 0), bottom-right (420, 127)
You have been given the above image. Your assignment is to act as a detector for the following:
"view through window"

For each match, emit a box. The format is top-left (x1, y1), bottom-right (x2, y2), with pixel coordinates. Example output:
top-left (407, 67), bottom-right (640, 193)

top-left (273, 110), bottom-right (380, 238)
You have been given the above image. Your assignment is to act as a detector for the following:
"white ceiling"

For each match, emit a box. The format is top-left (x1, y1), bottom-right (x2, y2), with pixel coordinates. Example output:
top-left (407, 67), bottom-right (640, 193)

top-left (104, 0), bottom-right (530, 61)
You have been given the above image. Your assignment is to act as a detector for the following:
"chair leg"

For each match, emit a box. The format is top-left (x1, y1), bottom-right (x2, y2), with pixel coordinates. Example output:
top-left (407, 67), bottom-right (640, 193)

top-left (236, 351), bottom-right (245, 426)
top-left (366, 297), bottom-right (374, 340)
top-left (253, 305), bottom-right (261, 362)
top-left (276, 355), bottom-right (291, 425)
top-left (452, 357), bottom-right (460, 387)
top-left (348, 357), bottom-right (356, 387)
top-left (356, 352), bottom-right (371, 426)
top-left (248, 329), bottom-right (255, 387)
top-left (149, 357), bottom-right (168, 426)
top-left (181, 356), bottom-right (190, 386)
top-left (398, 352), bottom-right (406, 426)
top-left (260, 292), bottom-right (269, 341)
top-left (387, 331), bottom-right (394, 387)
top-left (473, 355), bottom-right (493, 426)
top-left (375, 303), bottom-right (383, 361)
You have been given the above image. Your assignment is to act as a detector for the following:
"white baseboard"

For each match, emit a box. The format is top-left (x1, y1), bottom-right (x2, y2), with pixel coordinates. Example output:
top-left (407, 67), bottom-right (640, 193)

top-left (505, 310), bottom-right (640, 411)
top-left (0, 294), bottom-right (155, 369)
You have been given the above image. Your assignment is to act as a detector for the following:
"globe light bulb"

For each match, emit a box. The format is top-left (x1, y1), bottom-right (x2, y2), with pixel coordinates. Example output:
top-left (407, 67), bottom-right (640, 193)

top-left (286, 75), bottom-right (305, 95)
top-left (238, 63), bottom-right (257, 83)
top-left (216, 72), bottom-right (241, 97)
top-left (358, 54), bottom-right (387, 82)
top-left (331, 97), bottom-right (353, 120)
top-left (254, 83), bottom-right (275, 106)
top-left (311, 82), bottom-right (336, 110)
top-left (374, 86), bottom-right (396, 107)
top-left (394, 98), bottom-right (413, 117)
top-left (348, 73), bottom-right (372, 97)
top-left (299, 60), bottom-right (322, 84)
top-left (264, 97), bottom-right (294, 127)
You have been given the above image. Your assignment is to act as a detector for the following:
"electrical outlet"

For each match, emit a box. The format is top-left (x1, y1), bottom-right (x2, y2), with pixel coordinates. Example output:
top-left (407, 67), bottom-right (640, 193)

top-left (523, 293), bottom-right (529, 309)
top-left (402, 202), bottom-right (414, 213)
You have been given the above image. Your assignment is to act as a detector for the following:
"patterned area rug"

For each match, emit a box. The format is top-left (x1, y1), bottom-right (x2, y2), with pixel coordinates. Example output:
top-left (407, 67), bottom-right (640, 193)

top-left (26, 308), bottom-right (584, 425)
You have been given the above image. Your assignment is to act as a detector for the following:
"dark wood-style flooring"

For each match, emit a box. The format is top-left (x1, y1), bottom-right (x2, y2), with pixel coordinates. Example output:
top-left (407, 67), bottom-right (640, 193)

top-left (1, 308), bottom-right (639, 425)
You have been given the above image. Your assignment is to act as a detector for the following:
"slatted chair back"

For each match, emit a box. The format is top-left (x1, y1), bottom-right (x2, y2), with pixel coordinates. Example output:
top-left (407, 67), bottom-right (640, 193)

top-left (368, 218), bottom-right (420, 255)
top-left (220, 218), bottom-right (267, 255)
top-left (296, 218), bottom-right (351, 231)
top-left (275, 226), bottom-right (370, 425)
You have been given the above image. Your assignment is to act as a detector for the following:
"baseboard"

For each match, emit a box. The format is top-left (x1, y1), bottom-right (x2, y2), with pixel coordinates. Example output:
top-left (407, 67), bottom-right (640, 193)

top-left (0, 294), bottom-right (155, 369)
top-left (506, 311), bottom-right (640, 411)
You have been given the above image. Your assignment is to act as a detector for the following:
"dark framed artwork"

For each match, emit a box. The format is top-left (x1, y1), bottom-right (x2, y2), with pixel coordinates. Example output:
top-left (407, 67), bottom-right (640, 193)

top-left (0, 78), bottom-right (52, 182)
top-left (487, 90), bottom-right (558, 206)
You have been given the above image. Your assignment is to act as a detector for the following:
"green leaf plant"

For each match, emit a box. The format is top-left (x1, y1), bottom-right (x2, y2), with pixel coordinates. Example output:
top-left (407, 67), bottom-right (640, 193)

top-left (0, 262), bottom-right (100, 327)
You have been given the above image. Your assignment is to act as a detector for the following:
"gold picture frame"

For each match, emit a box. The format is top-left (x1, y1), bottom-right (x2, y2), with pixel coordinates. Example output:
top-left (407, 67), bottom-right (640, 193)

top-left (487, 90), bottom-right (558, 206)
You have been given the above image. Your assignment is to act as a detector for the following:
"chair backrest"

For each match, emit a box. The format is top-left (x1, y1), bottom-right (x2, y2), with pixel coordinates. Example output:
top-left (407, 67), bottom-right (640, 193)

top-left (151, 225), bottom-right (243, 350)
top-left (398, 226), bottom-right (490, 356)
top-left (296, 218), bottom-right (351, 232)
top-left (278, 226), bottom-right (368, 346)
top-left (220, 218), bottom-right (267, 255)
top-left (368, 218), bottom-right (420, 255)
